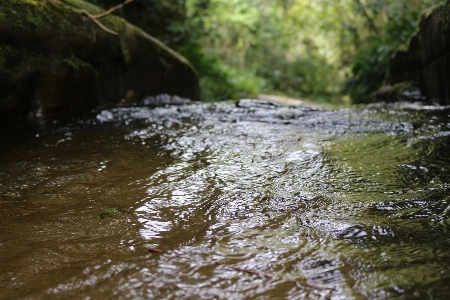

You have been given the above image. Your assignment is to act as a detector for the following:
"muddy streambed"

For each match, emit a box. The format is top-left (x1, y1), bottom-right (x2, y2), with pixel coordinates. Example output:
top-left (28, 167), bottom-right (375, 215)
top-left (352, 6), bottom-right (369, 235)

top-left (0, 99), bottom-right (449, 299)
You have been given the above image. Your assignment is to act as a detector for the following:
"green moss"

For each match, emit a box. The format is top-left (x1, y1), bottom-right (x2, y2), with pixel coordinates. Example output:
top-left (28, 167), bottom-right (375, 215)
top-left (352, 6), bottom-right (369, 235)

top-left (63, 55), bottom-right (91, 70)
top-left (63, 0), bottom-right (103, 14)
top-left (423, 3), bottom-right (443, 20)
top-left (1, 0), bottom-right (125, 36)
top-left (439, 1), bottom-right (450, 30)
top-left (100, 14), bottom-right (126, 33)
top-left (397, 44), bottom-right (409, 52)
top-left (0, 43), bottom-right (93, 81)
top-left (3, 0), bottom-right (136, 45)
top-left (391, 82), bottom-right (417, 94)
top-left (0, 45), bottom-right (12, 79)
top-left (61, 0), bottom-right (83, 9)
top-left (0, 0), bottom-right (129, 78)
top-left (0, 45), bottom-right (19, 80)
top-left (0, 45), bottom-right (13, 60)
top-left (59, 0), bottom-right (126, 34)
top-left (1, 0), bottom-right (79, 33)
top-left (62, 0), bottom-right (126, 32)
top-left (122, 47), bottom-right (131, 63)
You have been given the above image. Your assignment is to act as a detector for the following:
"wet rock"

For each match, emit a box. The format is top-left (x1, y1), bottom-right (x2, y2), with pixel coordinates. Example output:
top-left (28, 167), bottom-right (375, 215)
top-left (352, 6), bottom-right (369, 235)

top-left (236, 99), bottom-right (283, 109)
top-left (387, 1), bottom-right (450, 105)
top-left (371, 83), bottom-right (426, 102)
top-left (0, 0), bottom-right (200, 123)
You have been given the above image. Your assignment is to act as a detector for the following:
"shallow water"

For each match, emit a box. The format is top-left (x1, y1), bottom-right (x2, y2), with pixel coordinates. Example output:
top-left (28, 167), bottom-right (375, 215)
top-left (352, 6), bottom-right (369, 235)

top-left (1, 100), bottom-right (449, 299)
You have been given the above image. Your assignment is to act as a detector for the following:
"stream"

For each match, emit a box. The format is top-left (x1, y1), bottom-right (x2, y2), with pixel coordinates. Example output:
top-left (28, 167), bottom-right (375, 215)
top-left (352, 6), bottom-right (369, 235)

top-left (1, 98), bottom-right (449, 299)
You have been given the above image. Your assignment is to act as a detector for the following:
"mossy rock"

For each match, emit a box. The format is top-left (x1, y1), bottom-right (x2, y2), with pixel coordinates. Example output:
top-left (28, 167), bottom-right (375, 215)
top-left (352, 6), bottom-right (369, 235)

top-left (0, 0), bottom-right (200, 123)
top-left (387, 1), bottom-right (450, 105)
top-left (370, 82), bottom-right (425, 103)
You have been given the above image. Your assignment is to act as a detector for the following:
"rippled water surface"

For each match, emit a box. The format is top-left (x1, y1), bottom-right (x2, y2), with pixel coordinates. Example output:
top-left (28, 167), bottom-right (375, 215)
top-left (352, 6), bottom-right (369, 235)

top-left (1, 100), bottom-right (450, 299)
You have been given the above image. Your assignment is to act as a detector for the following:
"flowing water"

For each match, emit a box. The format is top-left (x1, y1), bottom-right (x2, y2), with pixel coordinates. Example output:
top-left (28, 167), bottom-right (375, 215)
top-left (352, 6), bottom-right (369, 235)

top-left (0, 99), bottom-right (449, 299)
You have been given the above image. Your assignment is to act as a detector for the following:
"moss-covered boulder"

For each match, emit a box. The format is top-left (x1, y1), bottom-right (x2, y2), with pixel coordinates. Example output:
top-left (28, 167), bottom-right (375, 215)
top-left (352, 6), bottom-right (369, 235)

top-left (387, 1), bottom-right (450, 105)
top-left (0, 0), bottom-right (200, 123)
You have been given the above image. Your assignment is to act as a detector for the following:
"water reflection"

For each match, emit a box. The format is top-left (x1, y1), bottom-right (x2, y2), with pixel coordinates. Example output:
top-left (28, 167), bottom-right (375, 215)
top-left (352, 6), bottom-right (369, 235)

top-left (0, 101), bottom-right (450, 299)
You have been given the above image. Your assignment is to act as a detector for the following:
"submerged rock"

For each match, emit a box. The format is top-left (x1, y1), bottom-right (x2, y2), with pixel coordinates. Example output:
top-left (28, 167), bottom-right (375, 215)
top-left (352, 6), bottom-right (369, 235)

top-left (387, 1), bottom-right (450, 105)
top-left (0, 0), bottom-right (200, 123)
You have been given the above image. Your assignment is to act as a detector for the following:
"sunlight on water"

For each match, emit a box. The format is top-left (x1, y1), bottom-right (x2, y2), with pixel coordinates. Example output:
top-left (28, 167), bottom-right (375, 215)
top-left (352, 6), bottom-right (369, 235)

top-left (1, 100), bottom-right (450, 299)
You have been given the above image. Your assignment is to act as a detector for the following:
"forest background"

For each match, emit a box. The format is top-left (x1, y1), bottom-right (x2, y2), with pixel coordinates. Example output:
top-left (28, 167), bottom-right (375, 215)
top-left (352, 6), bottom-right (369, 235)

top-left (89, 0), bottom-right (442, 104)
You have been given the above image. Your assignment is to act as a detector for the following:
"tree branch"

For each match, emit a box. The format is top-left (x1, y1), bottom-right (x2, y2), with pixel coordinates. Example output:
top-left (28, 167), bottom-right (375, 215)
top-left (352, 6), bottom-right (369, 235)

top-left (52, 0), bottom-right (134, 36)
top-left (82, 11), bottom-right (118, 35)
top-left (93, 0), bottom-right (134, 19)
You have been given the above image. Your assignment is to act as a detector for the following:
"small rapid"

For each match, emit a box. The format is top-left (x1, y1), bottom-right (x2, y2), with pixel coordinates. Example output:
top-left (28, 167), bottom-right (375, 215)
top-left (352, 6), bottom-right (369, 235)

top-left (1, 100), bottom-right (449, 299)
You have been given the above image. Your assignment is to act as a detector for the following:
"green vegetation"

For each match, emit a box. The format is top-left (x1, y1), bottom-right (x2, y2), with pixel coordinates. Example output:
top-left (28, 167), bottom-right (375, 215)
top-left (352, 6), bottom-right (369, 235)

top-left (63, 55), bottom-right (92, 70)
top-left (342, 0), bottom-right (442, 103)
top-left (85, 0), bottom-right (442, 103)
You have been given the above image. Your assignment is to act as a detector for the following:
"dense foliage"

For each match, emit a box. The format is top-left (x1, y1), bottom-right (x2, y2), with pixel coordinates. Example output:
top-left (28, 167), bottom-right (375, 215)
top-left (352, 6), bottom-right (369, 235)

top-left (342, 0), bottom-right (442, 103)
top-left (90, 0), bottom-right (442, 103)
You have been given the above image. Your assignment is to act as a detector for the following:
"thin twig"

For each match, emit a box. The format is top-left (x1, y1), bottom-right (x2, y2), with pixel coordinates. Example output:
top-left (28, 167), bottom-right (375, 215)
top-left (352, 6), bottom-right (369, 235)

top-left (294, 280), bottom-right (335, 291)
top-left (81, 11), bottom-right (118, 35)
top-left (51, 0), bottom-right (121, 35)
top-left (148, 247), bottom-right (165, 253)
top-left (93, 0), bottom-right (134, 19)
top-left (216, 262), bottom-right (273, 279)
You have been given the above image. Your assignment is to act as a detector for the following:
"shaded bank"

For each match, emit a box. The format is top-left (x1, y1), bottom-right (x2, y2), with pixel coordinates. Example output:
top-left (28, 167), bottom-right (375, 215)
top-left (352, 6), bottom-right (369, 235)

top-left (0, 0), bottom-right (199, 123)
top-left (384, 1), bottom-right (450, 104)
